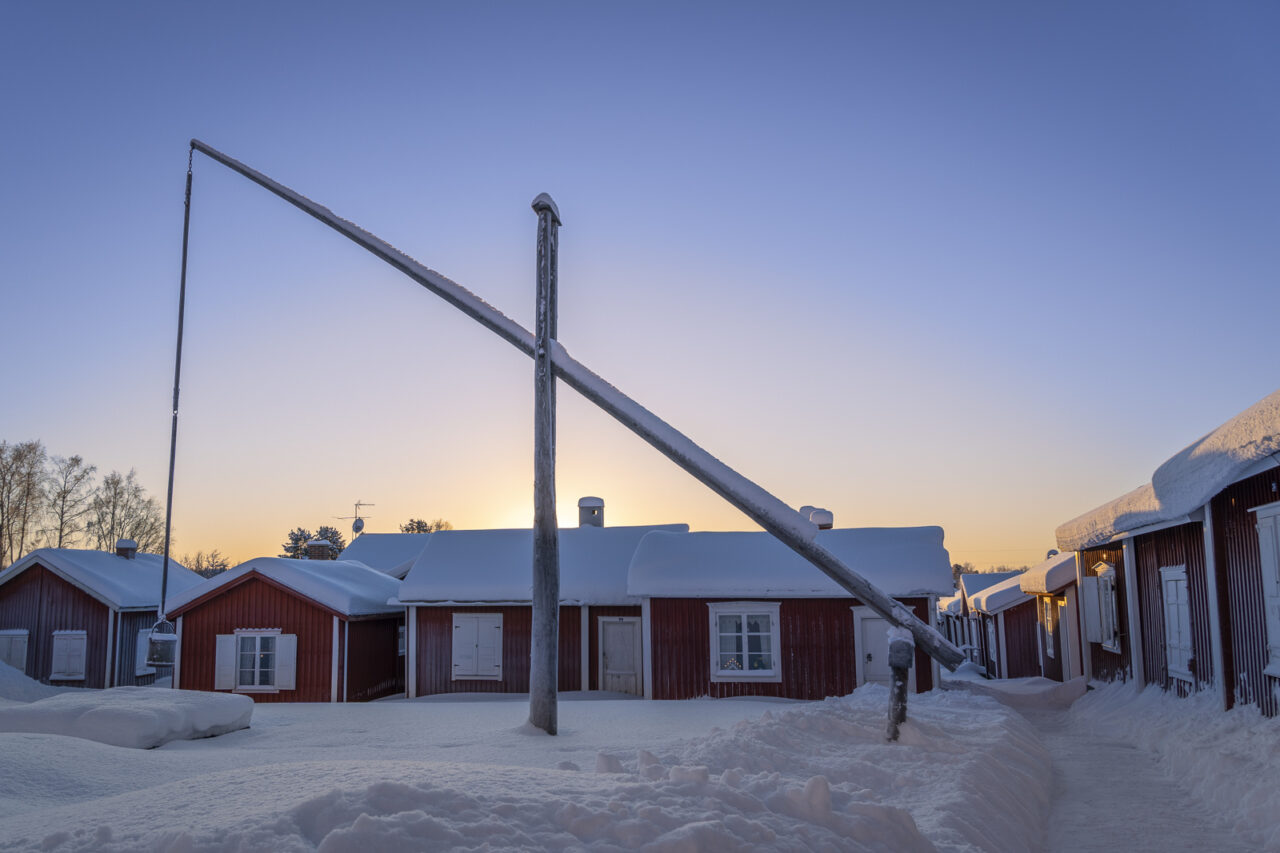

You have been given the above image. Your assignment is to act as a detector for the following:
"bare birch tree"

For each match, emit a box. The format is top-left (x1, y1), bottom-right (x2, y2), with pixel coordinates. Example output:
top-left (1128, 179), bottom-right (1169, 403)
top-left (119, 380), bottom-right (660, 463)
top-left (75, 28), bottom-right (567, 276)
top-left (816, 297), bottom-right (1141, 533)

top-left (0, 440), bottom-right (47, 568)
top-left (42, 454), bottom-right (97, 548)
top-left (87, 469), bottom-right (165, 553)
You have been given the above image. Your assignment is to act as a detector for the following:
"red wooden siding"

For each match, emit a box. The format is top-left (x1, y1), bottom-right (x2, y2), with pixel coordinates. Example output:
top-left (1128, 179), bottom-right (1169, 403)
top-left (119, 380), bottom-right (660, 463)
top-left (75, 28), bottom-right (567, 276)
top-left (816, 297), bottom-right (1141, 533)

top-left (414, 605), bottom-right (580, 695)
top-left (117, 609), bottom-right (169, 687)
top-left (177, 573), bottom-right (336, 703)
top-left (345, 616), bottom-right (404, 702)
top-left (1211, 469), bottom-right (1280, 716)
top-left (1132, 523), bottom-right (1214, 693)
top-left (648, 597), bottom-right (933, 700)
top-left (587, 605), bottom-right (642, 690)
top-left (1080, 545), bottom-right (1131, 682)
top-left (0, 563), bottom-right (110, 687)
top-left (1001, 600), bottom-right (1041, 679)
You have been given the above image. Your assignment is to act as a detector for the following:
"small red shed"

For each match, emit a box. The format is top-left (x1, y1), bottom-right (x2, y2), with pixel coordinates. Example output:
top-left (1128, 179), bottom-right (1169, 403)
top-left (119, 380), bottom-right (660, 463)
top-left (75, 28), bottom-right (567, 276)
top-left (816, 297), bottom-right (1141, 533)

top-left (956, 572), bottom-right (1019, 667)
top-left (0, 544), bottom-right (201, 688)
top-left (1018, 552), bottom-right (1080, 682)
top-left (166, 557), bottom-right (403, 702)
top-left (627, 526), bottom-right (954, 700)
top-left (968, 572), bottom-right (1040, 680)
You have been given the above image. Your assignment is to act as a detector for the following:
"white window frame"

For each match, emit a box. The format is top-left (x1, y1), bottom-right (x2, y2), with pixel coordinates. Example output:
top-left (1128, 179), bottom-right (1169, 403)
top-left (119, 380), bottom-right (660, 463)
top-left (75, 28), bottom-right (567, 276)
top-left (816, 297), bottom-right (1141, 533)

top-left (1250, 501), bottom-right (1280, 678)
top-left (0, 629), bottom-right (29, 672)
top-left (707, 601), bottom-right (782, 683)
top-left (214, 630), bottom-right (295, 692)
top-left (1041, 598), bottom-right (1055, 660)
top-left (135, 628), bottom-right (156, 677)
top-left (1092, 562), bottom-right (1121, 654)
top-left (451, 613), bottom-right (503, 681)
top-left (236, 631), bottom-right (280, 690)
top-left (397, 624), bottom-right (406, 657)
top-left (1159, 564), bottom-right (1193, 683)
top-left (50, 630), bottom-right (87, 681)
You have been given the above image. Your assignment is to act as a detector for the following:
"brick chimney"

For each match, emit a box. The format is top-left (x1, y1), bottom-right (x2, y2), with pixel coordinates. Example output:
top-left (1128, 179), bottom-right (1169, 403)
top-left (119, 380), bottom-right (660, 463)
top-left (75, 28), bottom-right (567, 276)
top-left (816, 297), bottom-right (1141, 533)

top-left (305, 539), bottom-right (334, 561)
top-left (115, 539), bottom-right (138, 559)
top-left (578, 497), bottom-right (604, 528)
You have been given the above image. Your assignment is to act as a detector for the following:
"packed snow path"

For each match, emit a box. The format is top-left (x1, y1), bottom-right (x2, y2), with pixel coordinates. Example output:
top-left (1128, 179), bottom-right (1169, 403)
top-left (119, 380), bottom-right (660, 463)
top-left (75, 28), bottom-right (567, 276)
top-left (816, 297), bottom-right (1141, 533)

top-left (1024, 709), bottom-right (1258, 853)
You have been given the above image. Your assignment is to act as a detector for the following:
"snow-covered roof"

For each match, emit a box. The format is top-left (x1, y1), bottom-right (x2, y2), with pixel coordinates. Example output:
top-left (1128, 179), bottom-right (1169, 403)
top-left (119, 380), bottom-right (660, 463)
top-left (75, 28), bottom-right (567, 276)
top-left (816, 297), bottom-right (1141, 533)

top-left (938, 594), bottom-right (963, 615)
top-left (1019, 552), bottom-right (1077, 595)
top-left (626, 527), bottom-right (954, 598)
top-left (1057, 389), bottom-right (1280, 552)
top-left (399, 525), bottom-right (690, 604)
top-left (337, 533), bottom-right (432, 580)
top-left (968, 572), bottom-right (1031, 614)
top-left (166, 557), bottom-right (402, 618)
top-left (0, 549), bottom-right (202, 611)
top-left (957, 572), bottom-right (1020, 604)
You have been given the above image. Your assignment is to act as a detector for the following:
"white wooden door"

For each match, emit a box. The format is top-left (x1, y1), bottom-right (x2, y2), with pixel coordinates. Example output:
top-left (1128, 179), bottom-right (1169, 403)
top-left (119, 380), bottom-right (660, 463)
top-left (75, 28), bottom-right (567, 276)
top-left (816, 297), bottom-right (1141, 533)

top-left (853, 608), bottom-right (917, 691)
top-left (599, 617), bottom-right (642, 695)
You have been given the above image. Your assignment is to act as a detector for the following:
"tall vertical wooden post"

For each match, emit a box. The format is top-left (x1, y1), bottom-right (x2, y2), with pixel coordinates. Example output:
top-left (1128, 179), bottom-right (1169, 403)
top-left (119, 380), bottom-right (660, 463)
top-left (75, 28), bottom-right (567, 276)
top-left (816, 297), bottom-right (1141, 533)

top-left (529, 192), bottom-right (562, 735)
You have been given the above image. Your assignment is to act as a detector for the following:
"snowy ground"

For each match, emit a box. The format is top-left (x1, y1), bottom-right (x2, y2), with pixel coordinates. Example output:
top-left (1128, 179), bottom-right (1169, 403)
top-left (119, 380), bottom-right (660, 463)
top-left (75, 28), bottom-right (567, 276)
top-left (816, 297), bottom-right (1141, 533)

top-left (0, 666), bottom-right (1274, 852)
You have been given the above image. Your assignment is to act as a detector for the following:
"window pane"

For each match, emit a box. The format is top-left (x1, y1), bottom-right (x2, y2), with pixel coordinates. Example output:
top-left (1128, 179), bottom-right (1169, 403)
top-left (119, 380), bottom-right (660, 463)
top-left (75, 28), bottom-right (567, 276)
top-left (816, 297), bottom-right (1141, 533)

top-left (719, 653), bottom-right (743, 670)
top-left (238, 667), bottom-right (254, 686)
top-left (747, 652), bottom-right (773, 671)
top-left (259, 667), bottom-right (274, 686)
top-left (747, 634), bottom-right (771, 654)
top-left (719, 635), bottom-right (742, 654)
top-left (239, 636), bottom-right (255, 654)
top-left (260, 636), bottom-right (276, 654)
top-left (239, 652), bottom-right (255, 669)
top-left (746, 614), bottom-right (770, 634)
top-left (718, 614), bottom-right (741, 635)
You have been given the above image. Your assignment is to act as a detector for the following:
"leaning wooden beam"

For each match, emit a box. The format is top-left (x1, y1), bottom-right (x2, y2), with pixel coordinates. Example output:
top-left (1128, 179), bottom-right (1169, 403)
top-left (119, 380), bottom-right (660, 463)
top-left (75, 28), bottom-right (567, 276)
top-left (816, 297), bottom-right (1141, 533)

top-left (188, 139), bottom-right (966, 671)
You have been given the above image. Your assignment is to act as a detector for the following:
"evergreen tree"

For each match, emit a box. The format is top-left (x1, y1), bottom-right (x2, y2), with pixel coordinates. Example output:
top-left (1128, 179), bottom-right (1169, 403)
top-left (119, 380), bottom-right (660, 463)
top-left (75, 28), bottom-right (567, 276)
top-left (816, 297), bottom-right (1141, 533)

top-left (314, 525), bottom-right (345, 557)
top-left (400, 518), bottom-right (453, 534)
top-left (280, 527), bottom-right (313, 559)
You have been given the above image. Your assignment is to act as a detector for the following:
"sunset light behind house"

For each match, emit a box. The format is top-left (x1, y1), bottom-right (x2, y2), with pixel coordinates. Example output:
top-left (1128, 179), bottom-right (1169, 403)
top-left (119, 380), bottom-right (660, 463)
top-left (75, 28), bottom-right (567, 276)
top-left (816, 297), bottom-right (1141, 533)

top-left (1, 4), bottom-right (1276, 570)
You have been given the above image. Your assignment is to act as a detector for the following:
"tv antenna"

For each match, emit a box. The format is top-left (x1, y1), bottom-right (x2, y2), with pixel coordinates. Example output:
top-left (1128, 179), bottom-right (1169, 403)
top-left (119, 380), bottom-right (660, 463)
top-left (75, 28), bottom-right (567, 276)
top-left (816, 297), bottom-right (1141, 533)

top-left (336, 500), bottom-right (375, 536)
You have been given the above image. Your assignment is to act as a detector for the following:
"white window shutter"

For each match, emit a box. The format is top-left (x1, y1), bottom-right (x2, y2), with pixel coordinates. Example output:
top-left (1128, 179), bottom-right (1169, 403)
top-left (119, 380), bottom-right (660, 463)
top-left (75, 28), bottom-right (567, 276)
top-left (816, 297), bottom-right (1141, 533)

top-left (214, 634), bottom-right (236, 689)
top-left (1254, 509), bottom-right (1280, 673)
top-left (51, 634), bottom-right (69, 677)
top-left (1081, 576), bottom-right (1102, 643)
top-left (452, 615), bottom-right (477, 676)
top-left (477, 615), bottom-right (502, 677)
top-left (276, 634), bottom-right (297, 690)
top-left (135, 629), bottom-right (155, 676)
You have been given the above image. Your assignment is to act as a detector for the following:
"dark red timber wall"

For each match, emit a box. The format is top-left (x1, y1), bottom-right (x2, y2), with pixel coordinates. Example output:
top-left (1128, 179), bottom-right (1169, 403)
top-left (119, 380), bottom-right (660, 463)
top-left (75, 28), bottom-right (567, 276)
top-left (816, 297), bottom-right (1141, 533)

top-left (648, 597), bottom-right (934, 700)
top-left (1211, 469), bottom-right (1280, 716)
top-left (117, 609), bottom-right (169, 687)
top-left (415, 605), bottom-right (580, 695)
top-left (1001, 600), bottom-right (1041, 679)
top-left (1132, 523), bottom-right (1213, 694)
top-left (345, 616), bottom-right (404, 702)
top-left (0, 563), bottom-right (110, 687)
top-left (175, 573), bottom-right (336, 703)
top-left (1079, 545), bottom-right (1131, 682)
top-left (587, 605), bottom-right (642, 691)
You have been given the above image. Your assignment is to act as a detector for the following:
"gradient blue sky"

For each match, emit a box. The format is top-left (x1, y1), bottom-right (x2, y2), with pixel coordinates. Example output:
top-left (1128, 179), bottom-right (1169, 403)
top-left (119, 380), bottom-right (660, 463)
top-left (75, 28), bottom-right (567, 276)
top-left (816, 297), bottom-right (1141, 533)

top-left (2, 2), bottom-right (1277, 568)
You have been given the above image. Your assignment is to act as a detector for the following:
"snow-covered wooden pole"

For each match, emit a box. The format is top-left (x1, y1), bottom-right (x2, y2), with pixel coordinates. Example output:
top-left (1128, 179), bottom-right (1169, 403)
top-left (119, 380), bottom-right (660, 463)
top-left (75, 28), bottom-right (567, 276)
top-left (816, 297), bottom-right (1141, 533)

top-left (886, 627), bottom-right (914, 742)
top-left (185, 139), bottom-right (966, 672)
top-left (529, 193), bottom-right (561, 735)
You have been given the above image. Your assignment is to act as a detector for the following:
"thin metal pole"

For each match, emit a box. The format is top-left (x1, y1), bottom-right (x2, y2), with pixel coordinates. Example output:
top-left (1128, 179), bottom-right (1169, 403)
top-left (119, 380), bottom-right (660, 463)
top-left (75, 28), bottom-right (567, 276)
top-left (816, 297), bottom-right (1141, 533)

top-left (529, 193), bottom-right (561, 735)
top-left (158, 145), bottom-right (194, 645)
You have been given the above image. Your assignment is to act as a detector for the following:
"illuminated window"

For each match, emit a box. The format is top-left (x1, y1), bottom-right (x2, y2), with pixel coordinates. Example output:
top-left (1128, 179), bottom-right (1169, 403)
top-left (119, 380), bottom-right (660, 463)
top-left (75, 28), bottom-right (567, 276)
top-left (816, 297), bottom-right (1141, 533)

top-left (708, 602), bottom-right (781, 682)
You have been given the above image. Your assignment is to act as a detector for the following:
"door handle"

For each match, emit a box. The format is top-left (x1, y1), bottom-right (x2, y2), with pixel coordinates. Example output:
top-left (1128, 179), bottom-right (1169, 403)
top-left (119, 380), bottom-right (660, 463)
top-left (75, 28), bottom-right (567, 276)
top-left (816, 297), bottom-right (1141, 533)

top-left (865, 653), bottom-right (873, 663)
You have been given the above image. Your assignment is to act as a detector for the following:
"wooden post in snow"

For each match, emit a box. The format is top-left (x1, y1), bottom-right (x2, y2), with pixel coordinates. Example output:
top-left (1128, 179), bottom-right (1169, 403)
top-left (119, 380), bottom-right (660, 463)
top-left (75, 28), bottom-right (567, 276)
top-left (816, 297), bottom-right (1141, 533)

top-left (886, 629), bottom-right (914, 742)
top-left (529, 192), bottom-right (562, 735)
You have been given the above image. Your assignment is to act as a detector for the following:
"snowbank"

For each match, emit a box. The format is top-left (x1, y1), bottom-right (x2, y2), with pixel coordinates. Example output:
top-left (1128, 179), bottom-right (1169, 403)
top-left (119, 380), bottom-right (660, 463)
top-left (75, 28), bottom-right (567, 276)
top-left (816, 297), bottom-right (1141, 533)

top-left (942, 671), bottom-right (1088, 710)
top-left (1070, 683), bottom-right (1280, 850)
top-left (0, 689), bottom-right (1049, 852)
top-left (0, 687), bottom-right (252, 749)
top-left (0, 661), bottom-right (79, 704)
top-left (628, 527), bottom-right (955, 598)
top-left (1056, 389), bottom-right (1280, 551)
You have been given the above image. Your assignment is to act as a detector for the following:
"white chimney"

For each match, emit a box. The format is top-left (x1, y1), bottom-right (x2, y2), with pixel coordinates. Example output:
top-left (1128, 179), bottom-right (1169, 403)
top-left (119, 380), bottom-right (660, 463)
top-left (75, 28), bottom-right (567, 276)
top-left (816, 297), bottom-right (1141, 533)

top-left (578, 496), bottom-right (604, 528)
top-left (115, 539), bottom-right (138, 559)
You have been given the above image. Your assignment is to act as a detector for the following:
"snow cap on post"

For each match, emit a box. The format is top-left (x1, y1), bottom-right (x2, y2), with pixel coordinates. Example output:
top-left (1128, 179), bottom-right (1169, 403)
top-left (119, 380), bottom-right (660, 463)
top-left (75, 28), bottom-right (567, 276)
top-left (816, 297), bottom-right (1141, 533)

top-left (531, 193), bottom-right (561, 226)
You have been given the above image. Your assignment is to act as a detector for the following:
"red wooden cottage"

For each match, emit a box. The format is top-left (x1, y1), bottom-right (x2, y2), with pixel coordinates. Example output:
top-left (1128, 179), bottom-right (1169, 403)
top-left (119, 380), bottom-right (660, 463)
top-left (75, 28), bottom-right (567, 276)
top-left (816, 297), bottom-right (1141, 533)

top-left (937, 594), bottom-right (964, 648)
top-left (955, 572), bottom-right (1019, 666)
top-left (1017, 552), bottom-right (1080, 682)
top-left (396, 503), bottom-right (687, 698)
top-left (165, 556), bottom-right (403, 702)
top-left (626, 525), bottom-right (954, 700)
top-left (968, 572), bottom-right (1040, 680)
top-left (0, 542), bottom-right (202, 688)
top-left (1056, 388), bottom-right (1280, 715)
